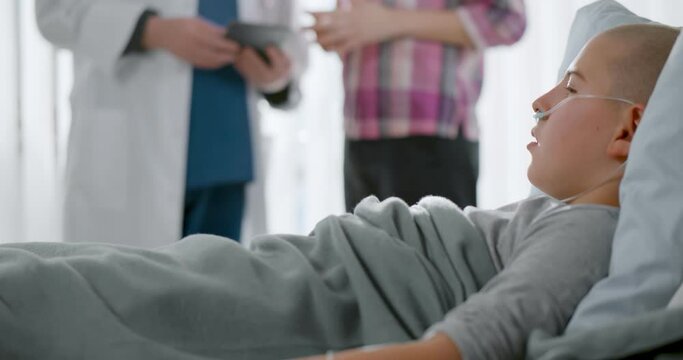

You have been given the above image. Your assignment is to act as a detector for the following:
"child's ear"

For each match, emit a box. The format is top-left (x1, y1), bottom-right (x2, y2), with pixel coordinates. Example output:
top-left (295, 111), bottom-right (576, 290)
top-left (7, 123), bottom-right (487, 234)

top-left (607, 105), bottom-right (644, 160)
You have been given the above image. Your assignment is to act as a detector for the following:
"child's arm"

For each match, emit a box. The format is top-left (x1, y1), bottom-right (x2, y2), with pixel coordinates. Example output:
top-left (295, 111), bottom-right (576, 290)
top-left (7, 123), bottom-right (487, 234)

top-left (302, 333), bottom-right (461, 360)
top-left (424, 205), bottom-right (616, 358)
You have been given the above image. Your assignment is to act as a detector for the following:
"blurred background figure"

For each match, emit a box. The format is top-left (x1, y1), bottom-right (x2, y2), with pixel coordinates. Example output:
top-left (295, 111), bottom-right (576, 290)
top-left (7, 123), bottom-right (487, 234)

top-left (311, 0), bottom-right (526, 211)
top-left (32, 0), bottom-right (307, 247)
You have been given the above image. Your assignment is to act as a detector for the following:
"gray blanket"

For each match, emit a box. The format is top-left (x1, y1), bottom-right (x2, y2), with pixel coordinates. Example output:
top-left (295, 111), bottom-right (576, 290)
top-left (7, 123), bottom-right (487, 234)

top-left (0, 196), bottom-right (496, 360)
top-left (527, 306), bottom-right (683, 359)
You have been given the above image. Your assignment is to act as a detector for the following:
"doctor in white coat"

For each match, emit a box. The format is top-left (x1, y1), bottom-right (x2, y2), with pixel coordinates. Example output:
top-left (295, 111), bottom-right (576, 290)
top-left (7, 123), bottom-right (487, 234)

top-left (35, 0), bottom-right (308, 247)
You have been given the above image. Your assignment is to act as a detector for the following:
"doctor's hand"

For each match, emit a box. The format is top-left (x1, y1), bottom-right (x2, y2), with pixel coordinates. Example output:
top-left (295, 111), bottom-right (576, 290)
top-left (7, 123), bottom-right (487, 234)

top-left (310, 0), bottom-right (397, 56)
top-left (142, 17), bottom-right (240, 69)
top-left (234, 46), bottom-right (292, 92)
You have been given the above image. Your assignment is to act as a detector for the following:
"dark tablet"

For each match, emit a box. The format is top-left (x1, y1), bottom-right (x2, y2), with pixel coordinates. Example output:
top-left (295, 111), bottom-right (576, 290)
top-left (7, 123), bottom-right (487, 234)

top-left (225, 22), bottom-right (293, 50)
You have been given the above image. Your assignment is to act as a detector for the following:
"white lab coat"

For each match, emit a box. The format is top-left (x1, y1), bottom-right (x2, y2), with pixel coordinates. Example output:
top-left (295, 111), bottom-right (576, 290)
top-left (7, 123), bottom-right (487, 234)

top-left (35, 0), bottom-right (308, 247)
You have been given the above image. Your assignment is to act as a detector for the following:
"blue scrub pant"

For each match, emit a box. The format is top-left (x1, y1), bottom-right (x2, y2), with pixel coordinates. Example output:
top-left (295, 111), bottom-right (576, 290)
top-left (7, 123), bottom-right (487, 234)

top-left (182, 182), bottom-right (245, 241)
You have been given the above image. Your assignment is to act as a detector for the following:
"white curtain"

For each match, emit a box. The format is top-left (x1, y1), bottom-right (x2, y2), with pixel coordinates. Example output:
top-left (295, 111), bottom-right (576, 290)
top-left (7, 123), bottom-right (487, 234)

top-left (1, 0), bottom-right (682, 243)
top-left (0, 0), bottom-right (72, 244)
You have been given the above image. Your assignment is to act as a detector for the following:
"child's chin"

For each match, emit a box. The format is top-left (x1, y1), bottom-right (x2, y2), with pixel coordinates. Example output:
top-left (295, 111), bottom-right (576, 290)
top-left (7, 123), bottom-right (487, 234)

top-left (527, 170), bottom-right (548, 195)
top-left (526, 167), bottom-right (538, 186)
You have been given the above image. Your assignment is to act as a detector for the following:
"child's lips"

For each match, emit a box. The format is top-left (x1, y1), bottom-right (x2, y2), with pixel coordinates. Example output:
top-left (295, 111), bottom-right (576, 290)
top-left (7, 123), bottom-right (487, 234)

top-left (527, 141), bottom-right (538, 151)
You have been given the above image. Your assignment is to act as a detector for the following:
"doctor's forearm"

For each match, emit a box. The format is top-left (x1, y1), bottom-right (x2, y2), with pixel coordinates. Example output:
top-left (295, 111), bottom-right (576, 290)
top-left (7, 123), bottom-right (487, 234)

top-left (123, 9), bottom-right (158, 55)
top-left (137, 16), bottom-right (239, 70)
top-left (140, 15), bottom-right (167, 51)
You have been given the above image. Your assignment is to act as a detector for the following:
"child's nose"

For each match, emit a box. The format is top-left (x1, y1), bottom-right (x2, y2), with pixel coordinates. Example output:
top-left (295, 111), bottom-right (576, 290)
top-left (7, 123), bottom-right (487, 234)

top-left (533, 88), bottom-right (562, 114)
top-left (532, 92), bottom-right (552, 113)
top-left (532, 98), bottom-right (543, 113)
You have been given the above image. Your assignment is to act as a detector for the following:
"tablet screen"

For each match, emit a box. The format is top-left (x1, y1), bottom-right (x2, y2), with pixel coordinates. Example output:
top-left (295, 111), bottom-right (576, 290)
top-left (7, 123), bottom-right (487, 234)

top-left (225, 22), bottom-right (292, 50)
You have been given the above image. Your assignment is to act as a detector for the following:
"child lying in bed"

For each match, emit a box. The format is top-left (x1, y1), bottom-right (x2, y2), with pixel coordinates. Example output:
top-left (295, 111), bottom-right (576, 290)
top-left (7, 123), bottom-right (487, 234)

top-left (0, 24), bottom-right (678, 360)
top-left (304, 23), bottom-right (680, 360)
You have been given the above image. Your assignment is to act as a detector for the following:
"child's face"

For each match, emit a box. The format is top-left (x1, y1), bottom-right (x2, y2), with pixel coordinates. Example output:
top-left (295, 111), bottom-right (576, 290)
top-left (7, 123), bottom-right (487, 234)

top-left (527, 35), bottom-right (631, 200)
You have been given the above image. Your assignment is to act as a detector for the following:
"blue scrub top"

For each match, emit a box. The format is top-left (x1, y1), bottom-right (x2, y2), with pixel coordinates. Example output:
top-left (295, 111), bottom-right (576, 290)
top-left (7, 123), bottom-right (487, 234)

top-left (185, 0), bottom-right (252, 190)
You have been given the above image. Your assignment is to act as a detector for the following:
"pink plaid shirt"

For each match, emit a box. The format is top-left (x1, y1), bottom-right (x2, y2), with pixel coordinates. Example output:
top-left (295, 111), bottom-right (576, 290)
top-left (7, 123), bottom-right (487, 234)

top-left (343, 0), bottom-right (526, 141)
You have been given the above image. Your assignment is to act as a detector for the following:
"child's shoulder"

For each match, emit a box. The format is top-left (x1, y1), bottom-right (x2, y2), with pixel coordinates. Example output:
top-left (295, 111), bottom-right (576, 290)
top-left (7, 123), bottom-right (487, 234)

top-left (514, 195), bottom-right (620, 237)
top-left (473, 195), bottom-right (619, 227)
top-left (515, 195), bottom-right (619, 217)
top-left (462, 195), bottom-right (619, 239)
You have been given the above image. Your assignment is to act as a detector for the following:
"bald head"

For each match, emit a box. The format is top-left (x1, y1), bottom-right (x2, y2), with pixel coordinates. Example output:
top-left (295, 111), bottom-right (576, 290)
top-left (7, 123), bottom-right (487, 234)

top-left (597, 24), bottom-right (680, 105)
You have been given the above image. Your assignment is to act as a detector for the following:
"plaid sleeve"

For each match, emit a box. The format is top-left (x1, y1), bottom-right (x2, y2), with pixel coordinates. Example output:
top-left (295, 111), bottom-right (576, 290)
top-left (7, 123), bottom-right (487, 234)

top-left (456, 0), bottom-right (527, 49)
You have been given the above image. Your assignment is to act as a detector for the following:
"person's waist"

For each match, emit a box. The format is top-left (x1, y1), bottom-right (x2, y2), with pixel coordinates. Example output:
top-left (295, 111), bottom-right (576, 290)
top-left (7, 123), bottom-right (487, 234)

top-left (344, 118), bottom-right (469, 140)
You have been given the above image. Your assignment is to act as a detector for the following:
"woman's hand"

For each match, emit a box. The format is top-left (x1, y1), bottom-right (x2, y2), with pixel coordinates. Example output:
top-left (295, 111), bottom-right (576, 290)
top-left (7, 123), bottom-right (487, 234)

top-left (142, 17), bottom-right (240, 70)
top-left (310, 0), bottom-right (397, 55)
top-left (234, 46), bottom-right (292, 92)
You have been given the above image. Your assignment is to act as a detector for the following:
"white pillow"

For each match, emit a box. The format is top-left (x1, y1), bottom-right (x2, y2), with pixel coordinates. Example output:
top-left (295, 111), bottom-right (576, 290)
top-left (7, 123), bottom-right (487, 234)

top-left (556, 0), bottom-right (651, 80)
top-left (565, 2), bottom-right (683, 331)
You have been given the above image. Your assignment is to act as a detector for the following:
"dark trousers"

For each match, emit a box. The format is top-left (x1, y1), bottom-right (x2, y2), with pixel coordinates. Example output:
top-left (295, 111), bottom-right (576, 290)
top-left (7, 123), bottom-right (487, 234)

top-left (344, 136), bottom-right (478, 212)
top-left (183, 182), bottom-right (246, 241)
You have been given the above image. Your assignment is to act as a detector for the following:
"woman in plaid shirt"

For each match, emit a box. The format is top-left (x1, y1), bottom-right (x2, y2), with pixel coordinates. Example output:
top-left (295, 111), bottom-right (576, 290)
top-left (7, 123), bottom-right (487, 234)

top-left (312, 0), bottom-right (526, 211)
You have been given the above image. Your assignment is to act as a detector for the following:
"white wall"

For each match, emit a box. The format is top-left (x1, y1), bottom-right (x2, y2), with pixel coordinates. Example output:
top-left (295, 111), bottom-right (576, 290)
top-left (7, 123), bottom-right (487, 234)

top-left (0, 0), bottom-right (72, 244)
top-left (0, 0), bottom-right (20, 243)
